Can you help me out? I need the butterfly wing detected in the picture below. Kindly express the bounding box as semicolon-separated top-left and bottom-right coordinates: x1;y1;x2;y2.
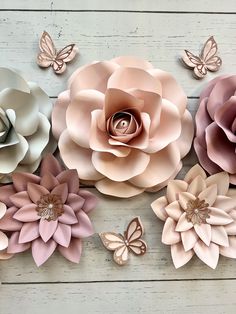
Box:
37;31;57;68
52;44;78;74
182;50;202;68
200;36;222;72
124;217;147;256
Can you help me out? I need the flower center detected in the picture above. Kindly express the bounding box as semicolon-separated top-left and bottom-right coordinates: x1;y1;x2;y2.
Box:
185;197;210;225
36;194;64;221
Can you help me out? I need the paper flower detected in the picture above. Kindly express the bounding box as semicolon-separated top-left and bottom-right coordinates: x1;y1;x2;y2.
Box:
194;75;236;184
52;56;194;198
151;164;236;269
0;202;13;260
0;154;97;266
0;67;55;183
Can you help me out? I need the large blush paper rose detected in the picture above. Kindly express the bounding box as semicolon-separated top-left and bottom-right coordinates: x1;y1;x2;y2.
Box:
52;56;194;198
194;75;236;184
0;67;54;183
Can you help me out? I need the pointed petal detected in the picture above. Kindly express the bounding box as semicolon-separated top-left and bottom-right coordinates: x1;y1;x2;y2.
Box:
206;172;229;196
0;231;8;250
187;175;206;196
19;222;40;243
40;173;59;191
78;190;98;213
194;241;219;269
13;204;40;222
198;184;217;207
40;154;62;177
58;205;78;224
162;217;181;245
0;207;23;231
27;183;49;204
10;191;31;208
166;180;188;203
53;223;71;247
178;192;195;210
151;196;168;221
175;213;193;232
67;194;85;212
0;184;15;207
0;202;6;219
181;229;198;251
51;183;68;204
58;238;82;263
71;211;94;238
220;236;236;258
184;164;207;184
32;238;57;266
211;226;229;247
165;201;183;221
39;219;58;242
213;196;236;213
7;232;31;253
224;221;236;235
207;207;233;225
171;242;194;268
57;170;79;194
194;223;211;246
12;173;40;192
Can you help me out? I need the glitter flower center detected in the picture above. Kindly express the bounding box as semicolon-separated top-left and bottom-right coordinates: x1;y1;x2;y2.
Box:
185;197;210;225
36;194;64;221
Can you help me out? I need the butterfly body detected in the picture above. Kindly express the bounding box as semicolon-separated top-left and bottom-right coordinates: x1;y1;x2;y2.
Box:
182;36;222;79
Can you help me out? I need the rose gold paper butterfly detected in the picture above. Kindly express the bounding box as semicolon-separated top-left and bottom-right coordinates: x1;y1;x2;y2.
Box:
182;36;222;79
99;217;147;266
37;31;78;74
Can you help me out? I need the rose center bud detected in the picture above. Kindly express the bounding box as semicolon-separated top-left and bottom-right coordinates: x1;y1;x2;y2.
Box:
36;193;64;221
110;111;137;136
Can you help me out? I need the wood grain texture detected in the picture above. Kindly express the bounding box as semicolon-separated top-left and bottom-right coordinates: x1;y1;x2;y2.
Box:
0;11;235;97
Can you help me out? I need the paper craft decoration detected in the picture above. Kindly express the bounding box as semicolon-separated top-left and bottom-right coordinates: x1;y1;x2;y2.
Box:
182;36;222;79
99;217;147;265
0;67;55;184
151;164;236;269
0;154;97;266
37;31;78;74
0;202;13;260
52;56;194;198
194;75;236;184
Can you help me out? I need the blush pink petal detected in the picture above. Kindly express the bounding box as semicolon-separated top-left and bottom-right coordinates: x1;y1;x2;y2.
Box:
181;229;198;252
206;122;236;173
27;183;49;204
194;224;211;246
66;90;104;148
78;190;98;213
224;221;236;235
0;231;8;250
195;98;212;148
0;202;6;219
59;130;104;181
166;180;188;203
67;193;85;212
13;204;40;222
149;68;187;115
0;185;16;207
184;164;207;184
52;90;70;139
7;232;30;253
175;213;193;232
165;201;183;221
40;154;62;177
57;170;79;194
51;183;68;204
198;184;217;207
211;226;229;247
193;241;219;269
31;238;57;266
178;192;196;210
39;219;58;243
151;196;168;221
206;207;233;225
58;238;82;263
162;217;181;245
10;191;32;208
92;149;150;182
71;211;94;238
129;143;181;188
213;196;236;212
187;175;206;196
205;172;229;196
111;56;153;70
53;223;71;247
171;242;194;268
18;221;40;244
58;205;78;225
40;173;59;191
220;236;236;258
12;173;40;192
0;207;23;231
95;178;145;198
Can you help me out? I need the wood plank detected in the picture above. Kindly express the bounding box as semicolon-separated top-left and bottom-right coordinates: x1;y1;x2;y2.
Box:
0;11;235;97
1;280;236;314
1;0;236;13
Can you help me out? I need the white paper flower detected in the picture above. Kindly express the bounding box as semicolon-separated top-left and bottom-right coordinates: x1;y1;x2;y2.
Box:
0;68;55;183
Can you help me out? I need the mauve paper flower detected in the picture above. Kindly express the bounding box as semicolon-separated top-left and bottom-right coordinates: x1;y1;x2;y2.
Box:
151;164;236;269
194;75;236;184
52;56;194;198
0;154;97;266
0;67;55;183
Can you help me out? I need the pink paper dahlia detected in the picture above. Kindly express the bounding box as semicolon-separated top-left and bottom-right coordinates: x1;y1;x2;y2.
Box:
0;154;97;266
151;164;236;269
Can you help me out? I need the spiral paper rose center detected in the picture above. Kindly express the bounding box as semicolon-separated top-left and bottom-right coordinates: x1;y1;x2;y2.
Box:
109;112;137;136
36;193;64;221
185;197;210;225
0;107;11;143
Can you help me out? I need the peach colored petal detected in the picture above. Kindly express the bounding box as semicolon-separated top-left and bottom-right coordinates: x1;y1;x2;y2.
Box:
70;61;119;96
211;226;229;247
194;224;211;246
39;219;58;243
129;142;181;188
57;170;79;194
71;211;94;238
198;184;217;207
181;229;198;252
40;154;62;177
207;207;233;225
13;204;40;222
107;67;159;93
58;238;82;263
7;232;30;253
213;196;236;213
10;191;32;208
53;223;71;247
52;90;70;139
175;212;193;232
205;172;229;196
95;178;145;198
171;242;194;268
184;164;207;184
149;68;187;115
224;221;236;235
12;173;40;192
92;149;150;182
18;222;40;243
32;238;57;266
0;231;8;250
187;175;206;196
162;217;181;245
166;180;188;203
165;201;183;221
66;90;104;148
193;241;219;269
0;207;23;231
151;196;168;221
111;56;153;70
0;202;7;219
178;192;196;210
59;130;104;181
40;173;59;191
220;237;236;258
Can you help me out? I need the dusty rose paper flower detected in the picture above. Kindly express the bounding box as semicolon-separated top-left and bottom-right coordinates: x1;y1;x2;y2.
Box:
194;75;236;184
52;56;194;198
151;164;236;269
0;154;97;266
0;67;55;183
